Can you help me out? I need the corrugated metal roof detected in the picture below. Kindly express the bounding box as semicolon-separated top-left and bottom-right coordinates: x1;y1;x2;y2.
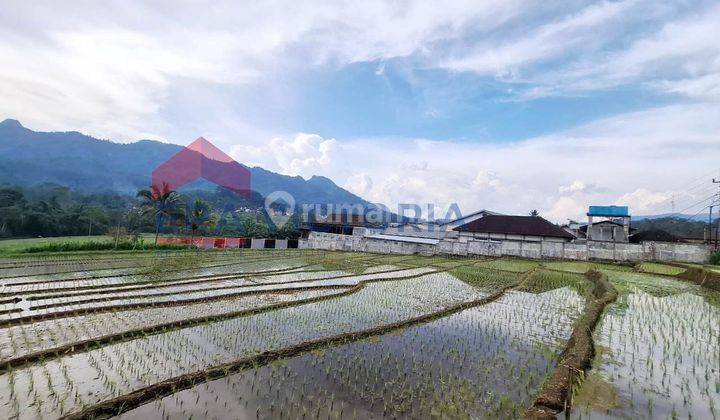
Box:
439;209;500;226
453;215;575;239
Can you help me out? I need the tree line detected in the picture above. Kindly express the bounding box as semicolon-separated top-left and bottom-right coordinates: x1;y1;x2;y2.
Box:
0;183;300;241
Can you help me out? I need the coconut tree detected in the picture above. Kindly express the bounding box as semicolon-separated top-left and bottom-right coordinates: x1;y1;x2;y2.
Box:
187;198;211;246
136;182;182;245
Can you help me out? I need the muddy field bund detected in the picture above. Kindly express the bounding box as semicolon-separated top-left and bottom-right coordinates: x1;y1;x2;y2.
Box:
0;249;717;419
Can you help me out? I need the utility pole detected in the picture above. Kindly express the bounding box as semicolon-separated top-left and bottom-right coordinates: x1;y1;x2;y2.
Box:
714;178;720;250
710;205;714;244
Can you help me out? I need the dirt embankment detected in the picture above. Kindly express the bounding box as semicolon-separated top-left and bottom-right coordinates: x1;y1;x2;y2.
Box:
676;266;720;291
525;270;618;419
641;261;720;292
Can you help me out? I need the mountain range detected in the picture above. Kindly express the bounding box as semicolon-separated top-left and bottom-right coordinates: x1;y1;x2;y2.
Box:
0;119;369;207
5;118;709;225
632;213;717;222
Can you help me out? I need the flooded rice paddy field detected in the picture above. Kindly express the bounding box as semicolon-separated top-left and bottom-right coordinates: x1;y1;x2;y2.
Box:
0;249;717;419
121;288;584;419
572;271;720;419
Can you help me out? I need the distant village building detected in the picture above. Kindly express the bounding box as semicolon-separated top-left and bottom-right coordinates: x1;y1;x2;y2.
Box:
303;205;638;246
562;219;584;239
304;208;576;246
581;220;637;242
301;213;372;236
585;206;632;243
300;204;711;263
379;209;500;241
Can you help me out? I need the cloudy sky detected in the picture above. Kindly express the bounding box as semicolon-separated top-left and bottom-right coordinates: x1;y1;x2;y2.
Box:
2;0;720;222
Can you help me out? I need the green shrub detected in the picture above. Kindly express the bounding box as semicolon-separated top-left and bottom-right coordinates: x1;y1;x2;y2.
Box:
709;251;720;265
23;240;189;253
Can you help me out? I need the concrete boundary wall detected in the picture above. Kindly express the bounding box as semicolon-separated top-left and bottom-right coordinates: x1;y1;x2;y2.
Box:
300;232;711;263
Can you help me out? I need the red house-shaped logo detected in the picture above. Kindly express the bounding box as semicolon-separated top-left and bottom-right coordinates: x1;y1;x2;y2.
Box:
151;137;251;198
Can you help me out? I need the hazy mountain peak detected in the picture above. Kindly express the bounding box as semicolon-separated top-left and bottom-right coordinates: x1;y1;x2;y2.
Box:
308;175;335;185
0;120;370;207
0;119;24;129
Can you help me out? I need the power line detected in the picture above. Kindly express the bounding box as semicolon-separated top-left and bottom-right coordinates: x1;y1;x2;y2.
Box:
682;183;718;196
652;168;720;212
681;200;717;224
685;182;718;196
668;177;720;245
669;188;718;216
674;193;718;217
656;183;716;211
683;168;720;190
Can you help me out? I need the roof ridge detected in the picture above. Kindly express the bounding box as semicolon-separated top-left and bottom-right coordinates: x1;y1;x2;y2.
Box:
453;214;574;239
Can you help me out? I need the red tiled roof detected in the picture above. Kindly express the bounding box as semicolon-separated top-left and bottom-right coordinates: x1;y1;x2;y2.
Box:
453;215;575;239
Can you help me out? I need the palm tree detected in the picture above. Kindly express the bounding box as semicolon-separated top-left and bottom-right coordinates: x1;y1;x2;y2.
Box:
136;183;182;245
187;198;211;246
529;209;539;217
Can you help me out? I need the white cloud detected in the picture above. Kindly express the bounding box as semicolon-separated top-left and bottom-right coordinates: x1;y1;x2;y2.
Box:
546;197;587;222
0;28;257;140
473;171;502;189
434;1;720;102
655;73;720;101
375;63;386;76
1;0;718;142
440;0;635;75
516;3;720;99
228;144;266;168
615;189;672;214
345;173;374;196
0;0;530;139
2;0;719;223
559;180;586;194
230;133;338;178
309;103;720;222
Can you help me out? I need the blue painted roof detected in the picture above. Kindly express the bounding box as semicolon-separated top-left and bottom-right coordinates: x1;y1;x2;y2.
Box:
588;205;629;217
